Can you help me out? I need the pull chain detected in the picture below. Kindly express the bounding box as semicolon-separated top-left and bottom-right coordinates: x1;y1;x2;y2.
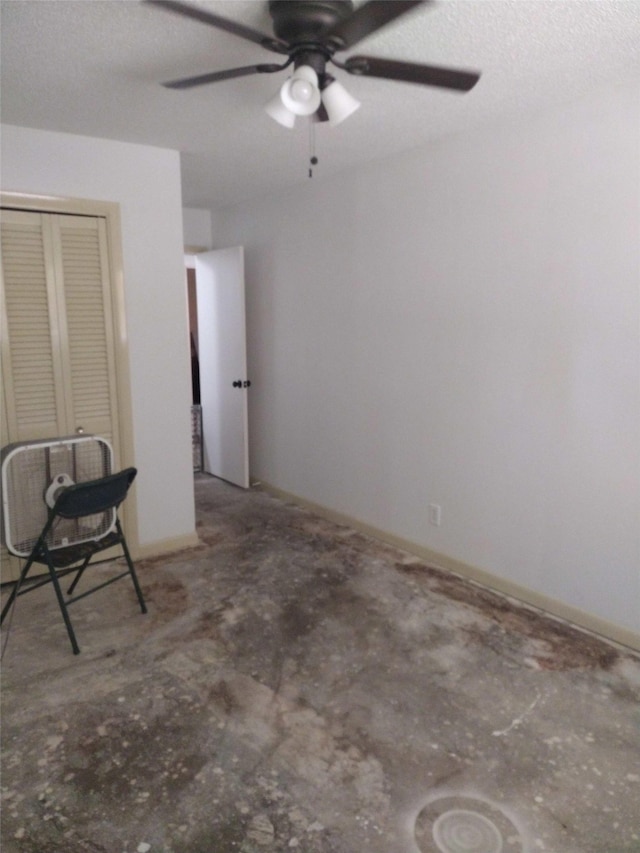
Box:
309;119;318;178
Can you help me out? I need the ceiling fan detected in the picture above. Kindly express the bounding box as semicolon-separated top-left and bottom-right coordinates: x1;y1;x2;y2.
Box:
146;0;481;128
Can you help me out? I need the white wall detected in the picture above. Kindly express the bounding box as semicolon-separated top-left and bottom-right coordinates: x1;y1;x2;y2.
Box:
213;81;640;637
183;207;213;250
1;125;196;552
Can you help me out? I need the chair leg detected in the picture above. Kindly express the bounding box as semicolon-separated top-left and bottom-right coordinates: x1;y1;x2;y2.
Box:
46;558;81;655
117;520;147;614
3;522;144;656
67;554;93;596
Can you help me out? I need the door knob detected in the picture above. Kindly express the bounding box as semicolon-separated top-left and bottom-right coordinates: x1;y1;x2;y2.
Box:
232;380;242;388
243;380;251;388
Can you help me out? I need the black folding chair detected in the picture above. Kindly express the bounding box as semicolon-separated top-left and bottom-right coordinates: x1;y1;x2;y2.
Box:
1;467;146;654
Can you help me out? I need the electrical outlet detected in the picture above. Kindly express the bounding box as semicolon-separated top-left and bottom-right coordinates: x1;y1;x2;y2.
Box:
428;503;442;527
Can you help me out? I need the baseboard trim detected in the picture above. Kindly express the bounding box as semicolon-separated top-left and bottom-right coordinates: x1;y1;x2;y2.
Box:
260;481;640;654
133;531;200;561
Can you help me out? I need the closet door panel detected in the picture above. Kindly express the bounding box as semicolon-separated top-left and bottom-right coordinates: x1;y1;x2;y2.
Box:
55;215;120;459
1;210;65;582
1;210;66;440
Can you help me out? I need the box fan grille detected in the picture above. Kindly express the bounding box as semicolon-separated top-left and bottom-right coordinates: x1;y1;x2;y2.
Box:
1;436;114;558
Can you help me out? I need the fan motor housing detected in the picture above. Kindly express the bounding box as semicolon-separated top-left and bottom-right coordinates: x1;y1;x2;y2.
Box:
269;0;354;45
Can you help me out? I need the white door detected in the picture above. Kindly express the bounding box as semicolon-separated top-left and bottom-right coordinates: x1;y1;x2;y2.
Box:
195;246;249;488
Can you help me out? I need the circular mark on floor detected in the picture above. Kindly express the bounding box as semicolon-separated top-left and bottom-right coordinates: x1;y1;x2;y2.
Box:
414;795;523;853
433;809;502;853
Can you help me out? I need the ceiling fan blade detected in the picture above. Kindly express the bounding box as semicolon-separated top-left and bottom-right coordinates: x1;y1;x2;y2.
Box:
325;0;428;51
164;63;287;90
343;55;480;91
145;0;290;54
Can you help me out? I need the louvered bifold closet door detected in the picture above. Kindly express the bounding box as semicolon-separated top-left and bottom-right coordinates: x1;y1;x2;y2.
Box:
1;210;120;582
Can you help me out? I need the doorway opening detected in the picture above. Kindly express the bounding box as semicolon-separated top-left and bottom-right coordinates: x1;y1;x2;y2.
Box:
186;265;203;472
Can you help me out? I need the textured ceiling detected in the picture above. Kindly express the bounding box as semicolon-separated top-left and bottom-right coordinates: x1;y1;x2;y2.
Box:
1;0;639;208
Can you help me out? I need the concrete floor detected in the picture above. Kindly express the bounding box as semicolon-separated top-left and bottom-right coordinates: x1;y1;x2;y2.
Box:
1;474;639;853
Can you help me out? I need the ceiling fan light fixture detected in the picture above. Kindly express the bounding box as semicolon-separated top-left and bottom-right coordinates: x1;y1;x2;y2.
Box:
321;78;361;126
149;0;482;136
280;65;322;116
265;92;296;128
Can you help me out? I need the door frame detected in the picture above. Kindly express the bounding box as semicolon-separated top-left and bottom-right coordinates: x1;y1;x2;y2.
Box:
1;191;139;554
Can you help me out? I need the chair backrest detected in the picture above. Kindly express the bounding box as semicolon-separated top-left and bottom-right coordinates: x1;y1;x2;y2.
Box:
52;468;137;520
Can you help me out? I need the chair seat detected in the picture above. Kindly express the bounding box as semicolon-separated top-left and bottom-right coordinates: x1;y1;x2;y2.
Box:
35;530;123;568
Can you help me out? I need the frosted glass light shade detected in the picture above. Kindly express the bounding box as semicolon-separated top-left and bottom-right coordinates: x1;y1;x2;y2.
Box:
265;93;296;128
280;66;321;116
322;79;361;126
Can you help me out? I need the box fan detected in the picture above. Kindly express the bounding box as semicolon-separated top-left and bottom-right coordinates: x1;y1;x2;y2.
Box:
1;435;114;558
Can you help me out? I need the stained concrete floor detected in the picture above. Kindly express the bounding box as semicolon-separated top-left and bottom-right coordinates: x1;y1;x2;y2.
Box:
1;474;639;853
